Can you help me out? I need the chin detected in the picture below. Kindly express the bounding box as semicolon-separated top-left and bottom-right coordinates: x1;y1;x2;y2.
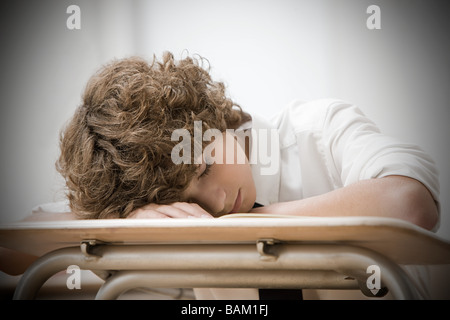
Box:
240;200;253;213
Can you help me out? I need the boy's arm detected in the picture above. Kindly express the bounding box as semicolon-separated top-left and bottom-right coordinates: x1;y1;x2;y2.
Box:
250;175;438;230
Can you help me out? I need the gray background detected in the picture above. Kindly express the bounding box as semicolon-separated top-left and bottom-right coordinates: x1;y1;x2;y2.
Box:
0;0;449;297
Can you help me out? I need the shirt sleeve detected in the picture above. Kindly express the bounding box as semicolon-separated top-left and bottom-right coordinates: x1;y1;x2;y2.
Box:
322;101;440;216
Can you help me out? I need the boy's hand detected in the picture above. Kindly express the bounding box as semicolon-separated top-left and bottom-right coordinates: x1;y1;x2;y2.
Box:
128;202;214;219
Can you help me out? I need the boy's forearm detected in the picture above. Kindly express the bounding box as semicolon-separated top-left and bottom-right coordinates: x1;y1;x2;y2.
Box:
251;175;438;230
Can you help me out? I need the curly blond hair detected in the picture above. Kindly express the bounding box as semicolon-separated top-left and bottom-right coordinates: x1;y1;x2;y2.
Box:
56;52;250;219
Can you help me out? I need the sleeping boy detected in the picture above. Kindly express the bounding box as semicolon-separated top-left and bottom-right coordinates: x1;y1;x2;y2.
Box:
57;52;438;229
1;52;440;298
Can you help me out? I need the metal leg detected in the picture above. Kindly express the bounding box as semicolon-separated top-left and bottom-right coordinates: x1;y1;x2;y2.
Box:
95;270;359;300
13;242;422;300
13;247;85;300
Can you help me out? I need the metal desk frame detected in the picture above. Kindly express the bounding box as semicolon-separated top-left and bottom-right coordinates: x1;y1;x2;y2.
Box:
3;216;449;300
14;240;419;299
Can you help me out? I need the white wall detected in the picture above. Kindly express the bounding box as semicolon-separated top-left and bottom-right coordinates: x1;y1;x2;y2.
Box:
133;0;336;116
3;0;447;233
127;0;450;244
1;1;449;293
0;0;136;224
135;0;450;241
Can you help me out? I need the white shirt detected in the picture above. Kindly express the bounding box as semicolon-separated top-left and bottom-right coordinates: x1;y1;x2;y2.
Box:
251;98;439;217
194;98;440;300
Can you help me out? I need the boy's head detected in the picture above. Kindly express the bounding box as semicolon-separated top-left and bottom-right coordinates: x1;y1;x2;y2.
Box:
57;52;252;219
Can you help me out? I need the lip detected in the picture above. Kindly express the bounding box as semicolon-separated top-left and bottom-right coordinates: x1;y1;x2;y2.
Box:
230;189;242;213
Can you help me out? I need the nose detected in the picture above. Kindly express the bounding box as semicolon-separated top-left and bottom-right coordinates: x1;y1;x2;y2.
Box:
191;186;226;215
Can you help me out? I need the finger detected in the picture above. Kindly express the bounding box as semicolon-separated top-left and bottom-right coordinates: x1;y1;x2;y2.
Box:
171;202;214;218
135;203;160;211
153;204;198;219
129;203;187;219
128;202;214;219
128;208;170;219
154;203;214;219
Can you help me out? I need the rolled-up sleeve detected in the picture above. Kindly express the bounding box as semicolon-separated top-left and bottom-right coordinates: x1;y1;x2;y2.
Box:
322;101;440;215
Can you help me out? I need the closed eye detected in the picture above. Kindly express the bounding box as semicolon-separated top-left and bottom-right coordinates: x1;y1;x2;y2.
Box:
199;163;212;179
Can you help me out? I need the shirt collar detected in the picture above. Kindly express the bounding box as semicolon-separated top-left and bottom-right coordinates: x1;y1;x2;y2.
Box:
237;113;281;206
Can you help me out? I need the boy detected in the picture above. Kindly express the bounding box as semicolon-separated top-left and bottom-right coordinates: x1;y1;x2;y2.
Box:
58;52;440;299
2;52;440;299
57;52;439;232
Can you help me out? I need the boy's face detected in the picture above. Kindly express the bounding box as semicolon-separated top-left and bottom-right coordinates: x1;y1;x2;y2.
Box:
182;132;256;217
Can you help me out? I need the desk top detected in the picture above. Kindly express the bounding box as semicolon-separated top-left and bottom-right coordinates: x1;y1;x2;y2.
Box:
1;215;450;265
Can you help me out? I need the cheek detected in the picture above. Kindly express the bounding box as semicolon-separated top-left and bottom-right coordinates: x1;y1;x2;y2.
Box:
233;164;256;209
222;163;251;182
211;163;254;196
243;167;257;206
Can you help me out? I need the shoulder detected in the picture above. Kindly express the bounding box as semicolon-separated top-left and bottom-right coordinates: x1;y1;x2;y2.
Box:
272;98;353;132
